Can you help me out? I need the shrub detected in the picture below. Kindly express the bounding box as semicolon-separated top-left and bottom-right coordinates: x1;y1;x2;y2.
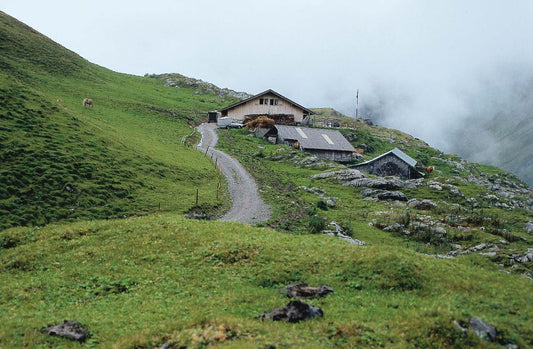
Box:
316;200;329;211
308;215;326;234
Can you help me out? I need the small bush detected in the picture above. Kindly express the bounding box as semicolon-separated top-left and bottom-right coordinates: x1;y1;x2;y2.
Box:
308;215;326;234
339;219;354;237
316;200;329;211
0;233;20;249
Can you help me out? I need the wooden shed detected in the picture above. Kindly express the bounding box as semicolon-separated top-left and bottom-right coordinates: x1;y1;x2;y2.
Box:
351;148;424;179
265;125;356;162
219;89;314;125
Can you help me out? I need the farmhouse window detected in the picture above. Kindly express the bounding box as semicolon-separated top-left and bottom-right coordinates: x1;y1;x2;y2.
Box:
270;99;279;105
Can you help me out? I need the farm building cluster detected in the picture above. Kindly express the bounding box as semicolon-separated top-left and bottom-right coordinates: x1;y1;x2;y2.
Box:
210;89;425;178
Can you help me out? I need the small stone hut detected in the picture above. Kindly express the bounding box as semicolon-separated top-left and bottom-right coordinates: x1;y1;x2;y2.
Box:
351;147;423;179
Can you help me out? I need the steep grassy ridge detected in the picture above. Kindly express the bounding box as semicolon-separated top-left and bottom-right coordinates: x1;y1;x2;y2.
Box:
1;214;532;348
0;12;236;230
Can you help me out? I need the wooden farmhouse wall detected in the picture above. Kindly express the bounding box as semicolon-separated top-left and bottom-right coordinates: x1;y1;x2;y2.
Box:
224;93;307;123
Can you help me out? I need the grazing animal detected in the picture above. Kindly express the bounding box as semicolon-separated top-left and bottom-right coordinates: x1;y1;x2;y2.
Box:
56;98;63;103
82;98;93;109
425;166;435;174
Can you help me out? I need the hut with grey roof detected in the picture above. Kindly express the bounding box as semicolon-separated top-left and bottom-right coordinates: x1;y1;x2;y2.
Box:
264;125;356;162
351;147;423;179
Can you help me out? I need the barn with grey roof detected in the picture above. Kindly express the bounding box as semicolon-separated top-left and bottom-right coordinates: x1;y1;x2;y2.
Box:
351;147;424;179
264;125;356;162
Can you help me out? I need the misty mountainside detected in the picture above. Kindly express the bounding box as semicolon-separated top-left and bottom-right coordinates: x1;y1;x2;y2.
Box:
359;77;533;187
449;88;533;187
2;11;533;348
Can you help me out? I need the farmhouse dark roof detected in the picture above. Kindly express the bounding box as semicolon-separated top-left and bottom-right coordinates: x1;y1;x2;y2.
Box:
275;125;356;152
356;147;418;167
220;89;315;115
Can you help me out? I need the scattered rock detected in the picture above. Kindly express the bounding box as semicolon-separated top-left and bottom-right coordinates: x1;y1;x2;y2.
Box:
360;188;379;197
259;300;323;323
525;221;533;234
428;182;443;191
326;199;336;207
468;317;497;342
311;169;365;181
324;221;366;245
41;320;91;342
185;213;213;220
432;226;447;235
282;283;333;299
469;243;487;252
376;191;408;201
383;223;404;233
407;199;438;210
345;178;401;190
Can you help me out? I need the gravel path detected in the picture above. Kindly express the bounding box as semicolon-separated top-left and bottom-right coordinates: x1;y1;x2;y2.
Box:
196;123;271;224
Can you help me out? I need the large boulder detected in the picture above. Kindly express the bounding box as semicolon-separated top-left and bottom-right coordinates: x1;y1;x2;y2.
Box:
41;320;91;342
260;300;323;323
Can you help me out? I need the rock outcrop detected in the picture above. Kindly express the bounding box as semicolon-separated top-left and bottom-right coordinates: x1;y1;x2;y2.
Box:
41;320;91;342
260;300;323;323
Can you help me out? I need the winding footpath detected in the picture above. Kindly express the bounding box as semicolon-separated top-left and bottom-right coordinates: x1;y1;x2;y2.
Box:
196;123;271;224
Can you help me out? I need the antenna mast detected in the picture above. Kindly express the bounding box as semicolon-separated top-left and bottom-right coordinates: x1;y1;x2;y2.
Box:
355;89;359;118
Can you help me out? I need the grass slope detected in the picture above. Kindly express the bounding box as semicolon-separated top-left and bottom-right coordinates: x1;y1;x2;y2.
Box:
0;11;237;230
2;10;533;348
1;214;532;348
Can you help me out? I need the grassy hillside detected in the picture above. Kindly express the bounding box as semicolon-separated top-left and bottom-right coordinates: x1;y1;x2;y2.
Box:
0;11;237;230
1;214;532;348
2;10;533;348
216;124;532;274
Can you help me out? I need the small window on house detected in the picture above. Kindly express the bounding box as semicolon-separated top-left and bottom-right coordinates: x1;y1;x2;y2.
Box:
270;99;279;105
259;98;265;105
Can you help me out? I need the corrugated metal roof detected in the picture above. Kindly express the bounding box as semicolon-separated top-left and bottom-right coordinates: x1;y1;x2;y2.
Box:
275;125;356;152
356;147;418;167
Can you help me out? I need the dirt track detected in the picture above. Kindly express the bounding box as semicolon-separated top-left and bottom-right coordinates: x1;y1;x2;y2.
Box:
196;123;271;224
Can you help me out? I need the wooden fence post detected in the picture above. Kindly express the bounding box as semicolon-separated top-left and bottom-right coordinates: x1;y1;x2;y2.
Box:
196;188;199;205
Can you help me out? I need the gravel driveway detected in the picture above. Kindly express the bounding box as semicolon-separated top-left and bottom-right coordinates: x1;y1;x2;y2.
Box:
196;123;271;224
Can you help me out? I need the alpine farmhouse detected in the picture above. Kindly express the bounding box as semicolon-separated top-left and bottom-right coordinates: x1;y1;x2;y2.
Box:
220;89;314;125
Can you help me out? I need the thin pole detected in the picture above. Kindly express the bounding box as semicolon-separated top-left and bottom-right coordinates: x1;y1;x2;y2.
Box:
355;89;359;118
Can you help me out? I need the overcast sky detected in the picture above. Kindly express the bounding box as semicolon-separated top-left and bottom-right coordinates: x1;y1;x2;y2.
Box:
3;1;533;156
